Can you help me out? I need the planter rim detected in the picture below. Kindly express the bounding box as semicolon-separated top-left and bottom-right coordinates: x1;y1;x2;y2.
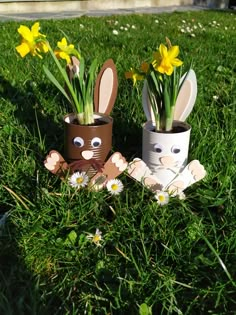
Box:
143;120;191;134
64;112;113;126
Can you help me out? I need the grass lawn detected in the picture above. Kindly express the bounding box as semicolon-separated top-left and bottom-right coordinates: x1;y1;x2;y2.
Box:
0;9;236;315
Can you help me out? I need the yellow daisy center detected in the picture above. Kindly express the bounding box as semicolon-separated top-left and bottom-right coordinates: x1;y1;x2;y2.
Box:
76;177;84;184
93;235;101;243
158;195;165;202
111;184;119;191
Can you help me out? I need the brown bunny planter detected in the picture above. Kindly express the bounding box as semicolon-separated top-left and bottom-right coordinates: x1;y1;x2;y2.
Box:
64;113;113;175
44;58;129;185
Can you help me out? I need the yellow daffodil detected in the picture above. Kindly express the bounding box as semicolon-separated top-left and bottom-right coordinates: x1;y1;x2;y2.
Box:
125;68;144;85
16;22;48;58
153;43;183;75
54;37;81;64
141;62;149;73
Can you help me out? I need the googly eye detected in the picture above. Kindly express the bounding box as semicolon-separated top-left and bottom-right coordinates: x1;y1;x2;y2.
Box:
153;143;163;153
171;145;181;154
73;137;84;147
91;137;102;148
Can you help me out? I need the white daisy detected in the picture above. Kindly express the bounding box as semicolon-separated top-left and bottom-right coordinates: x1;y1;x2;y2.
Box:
106;179;124;195
112;29;119;35
86;228;102;246
69;171;89;188
155;191;169;206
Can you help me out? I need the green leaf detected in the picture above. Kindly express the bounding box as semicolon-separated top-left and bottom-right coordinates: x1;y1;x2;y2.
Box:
43;65;71;102
139;303;152;315
64;230;78;246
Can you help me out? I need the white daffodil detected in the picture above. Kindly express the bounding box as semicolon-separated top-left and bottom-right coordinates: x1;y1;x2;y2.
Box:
106;179;123;195
86;228;102;247
155;191;169;206
69;171;89;188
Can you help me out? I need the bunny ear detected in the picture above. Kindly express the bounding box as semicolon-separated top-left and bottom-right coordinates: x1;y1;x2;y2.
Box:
174;69;197;122
94;59;118;115
142;80;155;123
66;56;80;81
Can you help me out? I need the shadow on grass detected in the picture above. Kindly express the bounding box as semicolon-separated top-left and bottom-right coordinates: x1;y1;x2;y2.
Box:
0;221;64;315
112;115;142;160
0;75;64;159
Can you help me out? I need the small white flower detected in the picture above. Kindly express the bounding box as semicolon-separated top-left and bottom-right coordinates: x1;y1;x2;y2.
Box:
225;26;228;30
112;29;119;35
124;27;128;31
180;28;185;33
126;23;130;28
120;26;124;30
193;25;197;29
86;228;102;246
182;19;186;23
213;95;219;100
131;25;136;29
106;179;124;195
80;24;84;28
114;20;119;25
155;191;169;206
155;19;159;23
213;20;217;24
69;171;89;188
191;33;196;37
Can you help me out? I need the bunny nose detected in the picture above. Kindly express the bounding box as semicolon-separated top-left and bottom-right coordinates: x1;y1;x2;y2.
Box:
81;150;94;160
160;156;175;167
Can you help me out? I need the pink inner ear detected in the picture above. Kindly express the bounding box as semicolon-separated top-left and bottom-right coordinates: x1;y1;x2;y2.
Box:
98;68;114;114
174;80;191;121
94;59;118;115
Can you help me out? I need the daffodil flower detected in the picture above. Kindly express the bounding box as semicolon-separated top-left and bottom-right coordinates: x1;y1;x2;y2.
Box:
16;22;48;58
125;68;144;85
153;43;183;76
125;38;188;131
54;37;81;64
15;22;96;125
141;62;149;73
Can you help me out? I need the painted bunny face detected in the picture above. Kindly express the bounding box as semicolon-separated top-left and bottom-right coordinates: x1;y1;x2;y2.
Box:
142;120;191;172
64;114;113;162
146;139;188;168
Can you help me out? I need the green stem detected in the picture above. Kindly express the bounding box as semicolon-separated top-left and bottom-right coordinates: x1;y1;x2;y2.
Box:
47;42;81;114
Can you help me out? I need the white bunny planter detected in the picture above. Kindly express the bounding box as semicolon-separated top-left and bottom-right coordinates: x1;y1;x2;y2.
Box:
142;120;191;188
128;69;206;197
